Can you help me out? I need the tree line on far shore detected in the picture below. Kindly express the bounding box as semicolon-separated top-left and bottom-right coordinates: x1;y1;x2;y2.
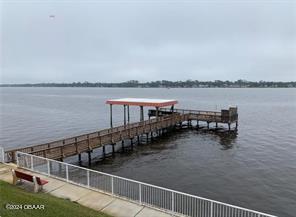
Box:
1;80;295;88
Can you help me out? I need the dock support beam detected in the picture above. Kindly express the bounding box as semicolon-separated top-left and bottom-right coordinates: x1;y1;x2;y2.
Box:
112;143;115;156
124;105;127;126
121;140;125;152
102;146;106;159
88;151;91;166
78;153;82;165
140;106;144;122
130;138;134;150
127;105;130;124
110;104;113;128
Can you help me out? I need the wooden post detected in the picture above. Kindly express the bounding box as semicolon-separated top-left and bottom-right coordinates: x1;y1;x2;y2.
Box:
88;151;91;166
127;105;130;124
146;133;149;143
216;122;218;128
137;135;140;145
207;122;210;129
140;106;144;122
156;107;159;119
124;105;127;126
75;138;78;153
130;138;134;151
235;121;238;131
112;143;115;156
121;140;124;152
102;146;106;159
78;153;82;165
228;123;231;131
110;104;113;128
196;120;199;129
171;105;174;112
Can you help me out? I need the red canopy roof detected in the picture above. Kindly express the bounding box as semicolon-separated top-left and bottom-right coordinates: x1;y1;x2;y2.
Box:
106;98;178;107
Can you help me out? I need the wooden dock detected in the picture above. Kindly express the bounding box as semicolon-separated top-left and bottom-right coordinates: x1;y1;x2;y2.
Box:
5;107;238;163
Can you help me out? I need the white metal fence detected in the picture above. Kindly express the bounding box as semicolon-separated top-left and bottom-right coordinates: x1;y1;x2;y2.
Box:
16;151;276;217
0;147;4;163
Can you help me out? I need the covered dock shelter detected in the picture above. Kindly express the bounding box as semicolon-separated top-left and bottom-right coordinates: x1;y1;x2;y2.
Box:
106;98;178;128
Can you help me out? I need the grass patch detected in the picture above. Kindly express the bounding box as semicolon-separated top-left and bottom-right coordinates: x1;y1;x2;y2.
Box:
0;180;111;217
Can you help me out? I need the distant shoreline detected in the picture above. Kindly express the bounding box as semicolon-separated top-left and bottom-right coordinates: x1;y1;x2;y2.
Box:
0;86;295;88
0;80;295;88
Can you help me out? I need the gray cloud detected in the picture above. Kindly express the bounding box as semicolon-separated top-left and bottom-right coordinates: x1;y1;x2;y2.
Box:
1;0;295;83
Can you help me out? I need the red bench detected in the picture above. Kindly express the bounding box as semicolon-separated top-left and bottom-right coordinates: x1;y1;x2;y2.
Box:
12;169;48;192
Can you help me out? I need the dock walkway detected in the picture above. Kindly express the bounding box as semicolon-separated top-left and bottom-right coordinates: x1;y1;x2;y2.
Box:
4;107;238;163
0;163;171;217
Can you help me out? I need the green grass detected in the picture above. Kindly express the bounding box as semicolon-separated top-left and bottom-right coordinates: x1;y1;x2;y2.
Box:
0;180;111;217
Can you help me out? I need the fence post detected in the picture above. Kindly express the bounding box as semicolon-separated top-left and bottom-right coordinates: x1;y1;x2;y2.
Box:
172;191;175;214
139;183;142;205
0;147;4;163
210;201;213;217
111;176;114;195
66;164;69;182
16;152;19;167
87;170;90;187
47;160;50;175
31;155;34;170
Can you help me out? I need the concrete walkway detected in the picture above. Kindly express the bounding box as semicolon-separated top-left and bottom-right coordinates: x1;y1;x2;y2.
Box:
0;163;172;217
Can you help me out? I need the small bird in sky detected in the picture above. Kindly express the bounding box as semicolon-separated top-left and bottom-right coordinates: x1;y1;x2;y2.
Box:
49;15;55;19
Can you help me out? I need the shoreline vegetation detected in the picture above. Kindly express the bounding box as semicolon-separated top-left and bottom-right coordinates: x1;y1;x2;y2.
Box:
1;80;295;88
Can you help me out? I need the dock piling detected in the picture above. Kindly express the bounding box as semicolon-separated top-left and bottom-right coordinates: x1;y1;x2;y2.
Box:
102;146;106;159
88;151;91;166
78;153;82;165
112;143;115;156
130;138;134;150
121;140;125;152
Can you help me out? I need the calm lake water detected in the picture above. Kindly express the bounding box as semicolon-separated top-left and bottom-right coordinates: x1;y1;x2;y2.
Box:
0;87;295;216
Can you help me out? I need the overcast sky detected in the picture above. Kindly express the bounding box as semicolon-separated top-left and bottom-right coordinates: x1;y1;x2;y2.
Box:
1;0;295;83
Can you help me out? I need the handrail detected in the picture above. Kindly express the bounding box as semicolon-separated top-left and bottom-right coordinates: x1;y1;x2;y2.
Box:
6;114;180;154
159;108;222;115
28;115;185;156
5;114;185;161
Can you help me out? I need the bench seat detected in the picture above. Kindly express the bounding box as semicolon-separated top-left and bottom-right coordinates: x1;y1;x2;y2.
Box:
12;169;48;192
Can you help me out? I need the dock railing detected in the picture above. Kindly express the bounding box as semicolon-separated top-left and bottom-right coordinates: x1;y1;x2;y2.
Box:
5;114;185;162
16;151;276;217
